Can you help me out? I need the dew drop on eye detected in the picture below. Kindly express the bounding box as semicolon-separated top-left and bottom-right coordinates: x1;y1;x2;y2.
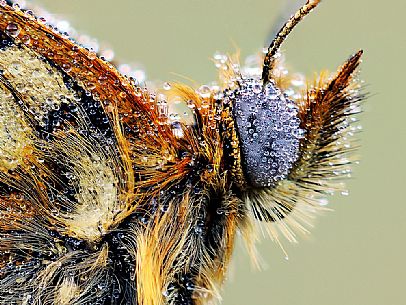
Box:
230;78;304;188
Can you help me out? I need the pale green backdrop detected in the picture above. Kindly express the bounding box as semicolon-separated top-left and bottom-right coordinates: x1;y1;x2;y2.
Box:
34;0;406;304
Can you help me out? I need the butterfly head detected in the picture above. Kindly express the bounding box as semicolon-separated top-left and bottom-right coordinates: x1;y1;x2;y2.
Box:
227;78;304;188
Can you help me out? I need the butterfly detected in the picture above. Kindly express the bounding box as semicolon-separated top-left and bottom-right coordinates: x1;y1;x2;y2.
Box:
0;0;365;304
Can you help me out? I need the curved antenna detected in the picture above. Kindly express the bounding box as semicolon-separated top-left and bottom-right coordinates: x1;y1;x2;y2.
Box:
262;0;321;84
265;0;306;46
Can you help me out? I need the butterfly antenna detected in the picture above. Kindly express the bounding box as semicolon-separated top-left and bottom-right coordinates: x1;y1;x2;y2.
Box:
262;0;321;84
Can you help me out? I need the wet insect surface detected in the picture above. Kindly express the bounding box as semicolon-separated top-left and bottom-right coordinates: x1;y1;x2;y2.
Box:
0;0;365;304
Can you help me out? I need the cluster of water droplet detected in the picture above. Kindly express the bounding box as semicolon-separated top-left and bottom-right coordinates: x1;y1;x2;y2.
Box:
150;81;222;138
0;87;31;170
0;45;75;127
213;51;306;99
228;78;304;187
1;0;147;83
151;83;188;138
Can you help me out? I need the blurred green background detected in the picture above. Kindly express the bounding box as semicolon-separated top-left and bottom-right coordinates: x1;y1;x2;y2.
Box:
34;0;405;304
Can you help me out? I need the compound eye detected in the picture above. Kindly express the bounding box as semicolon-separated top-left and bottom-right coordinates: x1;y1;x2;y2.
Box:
231;78;304;188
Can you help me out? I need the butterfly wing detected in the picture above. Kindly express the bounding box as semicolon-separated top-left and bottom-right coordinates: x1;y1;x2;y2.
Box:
0;27;138;304
0;4;234;305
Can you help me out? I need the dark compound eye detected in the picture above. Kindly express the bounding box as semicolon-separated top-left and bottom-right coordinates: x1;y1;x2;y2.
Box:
230;78;304;188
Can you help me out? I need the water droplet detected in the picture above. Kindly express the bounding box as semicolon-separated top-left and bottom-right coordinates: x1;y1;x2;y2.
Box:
291;74;305;87
101;48;115;62
252;82;262;94
319;198;329;206
197;85;211;98
9;61;22;74
38;17;46;24
12;3;20;11
213;52;226;61
5;23;20;37
186;99;195;109
61;62;72;73
24;10;35;20
21;34;31;45
86;82;96;90
157;94;168;120
167;113;179;124
87;50;97;60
